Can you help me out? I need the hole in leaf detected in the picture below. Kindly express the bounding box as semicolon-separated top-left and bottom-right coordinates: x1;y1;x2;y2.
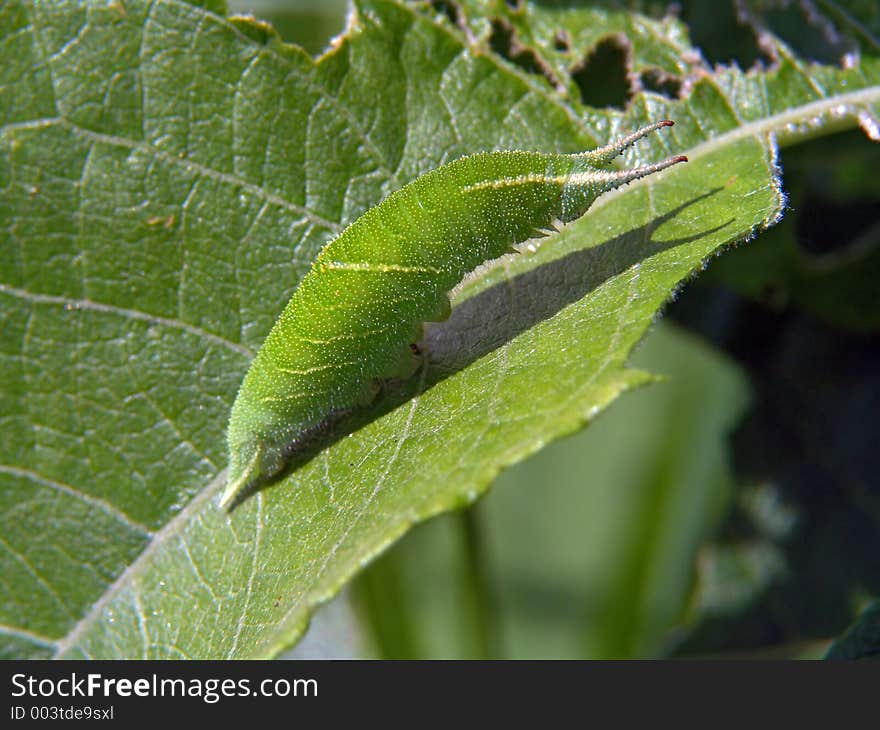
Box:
429;0;462;29
570;35;632;109
553;30;570;53
489;17;563;91
640;67;683;99
676;0;767;68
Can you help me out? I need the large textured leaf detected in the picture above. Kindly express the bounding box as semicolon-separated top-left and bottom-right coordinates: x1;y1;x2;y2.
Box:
0;0;877;658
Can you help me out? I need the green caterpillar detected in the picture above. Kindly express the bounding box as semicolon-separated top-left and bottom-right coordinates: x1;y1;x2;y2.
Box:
221;120;686;509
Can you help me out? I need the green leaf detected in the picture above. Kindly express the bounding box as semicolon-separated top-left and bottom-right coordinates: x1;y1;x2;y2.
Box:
1;0;878;658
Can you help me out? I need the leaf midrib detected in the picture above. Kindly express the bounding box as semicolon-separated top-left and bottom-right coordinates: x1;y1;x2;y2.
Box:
584;85;880;216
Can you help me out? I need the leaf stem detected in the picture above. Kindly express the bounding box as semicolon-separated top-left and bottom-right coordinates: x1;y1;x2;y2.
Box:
459;506;502;659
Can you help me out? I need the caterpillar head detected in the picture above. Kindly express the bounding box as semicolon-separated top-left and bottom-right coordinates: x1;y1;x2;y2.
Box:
223;398;287;510
559;120;687;222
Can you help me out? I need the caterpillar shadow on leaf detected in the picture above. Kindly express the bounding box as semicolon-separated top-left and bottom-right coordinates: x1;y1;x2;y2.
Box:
223;185;730;511
423;187;730;373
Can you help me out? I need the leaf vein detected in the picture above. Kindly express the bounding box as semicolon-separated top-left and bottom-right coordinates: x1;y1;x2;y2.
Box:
0;283;253;358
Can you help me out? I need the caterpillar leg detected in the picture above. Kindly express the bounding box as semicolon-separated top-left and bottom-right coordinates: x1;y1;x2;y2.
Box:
356;378;382;406
433;297;452;323
380;343;423;381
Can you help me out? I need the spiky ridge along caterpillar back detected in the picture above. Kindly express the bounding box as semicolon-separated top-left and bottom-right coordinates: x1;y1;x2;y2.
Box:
221;120;686;509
